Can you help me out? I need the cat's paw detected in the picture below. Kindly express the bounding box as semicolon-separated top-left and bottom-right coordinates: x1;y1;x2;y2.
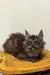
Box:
30;58;40;62
30;59;36;62
35;59;40;62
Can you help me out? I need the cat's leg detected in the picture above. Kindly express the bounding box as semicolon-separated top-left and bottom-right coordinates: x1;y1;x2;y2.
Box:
30;58;37;62
30;54;42;62
36;54;42;62
34;58;40;62
37;53;42;60
34;56;41;62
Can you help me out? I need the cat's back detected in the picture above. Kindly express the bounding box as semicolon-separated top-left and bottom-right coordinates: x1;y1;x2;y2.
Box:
10;33;25;41
3;33;25;53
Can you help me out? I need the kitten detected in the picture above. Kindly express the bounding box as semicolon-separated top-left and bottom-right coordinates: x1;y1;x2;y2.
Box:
3;30;45;62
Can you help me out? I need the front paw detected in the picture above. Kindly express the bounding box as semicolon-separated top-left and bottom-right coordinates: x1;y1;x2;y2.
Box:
30;59;36;62
35;59;40;62
30;58;40;62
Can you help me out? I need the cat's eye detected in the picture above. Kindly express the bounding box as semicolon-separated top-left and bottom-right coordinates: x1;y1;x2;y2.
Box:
34;40;40;45
29;39;32;42
28;41;32;45
27;39;32;45
35;39;41;44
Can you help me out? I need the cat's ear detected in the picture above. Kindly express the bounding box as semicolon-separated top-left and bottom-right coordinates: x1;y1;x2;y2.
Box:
25;30;30;39
38;29;43;40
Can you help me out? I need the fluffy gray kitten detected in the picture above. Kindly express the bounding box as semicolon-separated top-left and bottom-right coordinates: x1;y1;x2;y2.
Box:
3;30;45;62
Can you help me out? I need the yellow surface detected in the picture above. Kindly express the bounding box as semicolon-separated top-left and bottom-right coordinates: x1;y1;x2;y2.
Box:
0;49;50;74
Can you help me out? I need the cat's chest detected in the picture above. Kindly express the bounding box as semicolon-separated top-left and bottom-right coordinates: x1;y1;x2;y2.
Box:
32;49;41;57
26;49;41;57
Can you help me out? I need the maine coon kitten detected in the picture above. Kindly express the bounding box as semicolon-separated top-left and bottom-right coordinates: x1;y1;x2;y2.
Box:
3;30;45;62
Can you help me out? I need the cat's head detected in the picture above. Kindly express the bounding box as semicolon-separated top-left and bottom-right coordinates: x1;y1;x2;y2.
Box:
23;30;46;57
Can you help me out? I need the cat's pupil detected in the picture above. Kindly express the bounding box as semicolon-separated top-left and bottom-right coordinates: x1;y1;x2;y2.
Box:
28;40;32;44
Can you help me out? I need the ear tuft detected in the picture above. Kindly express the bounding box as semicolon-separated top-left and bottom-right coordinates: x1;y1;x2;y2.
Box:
38;29;43;40
25;30;30;39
